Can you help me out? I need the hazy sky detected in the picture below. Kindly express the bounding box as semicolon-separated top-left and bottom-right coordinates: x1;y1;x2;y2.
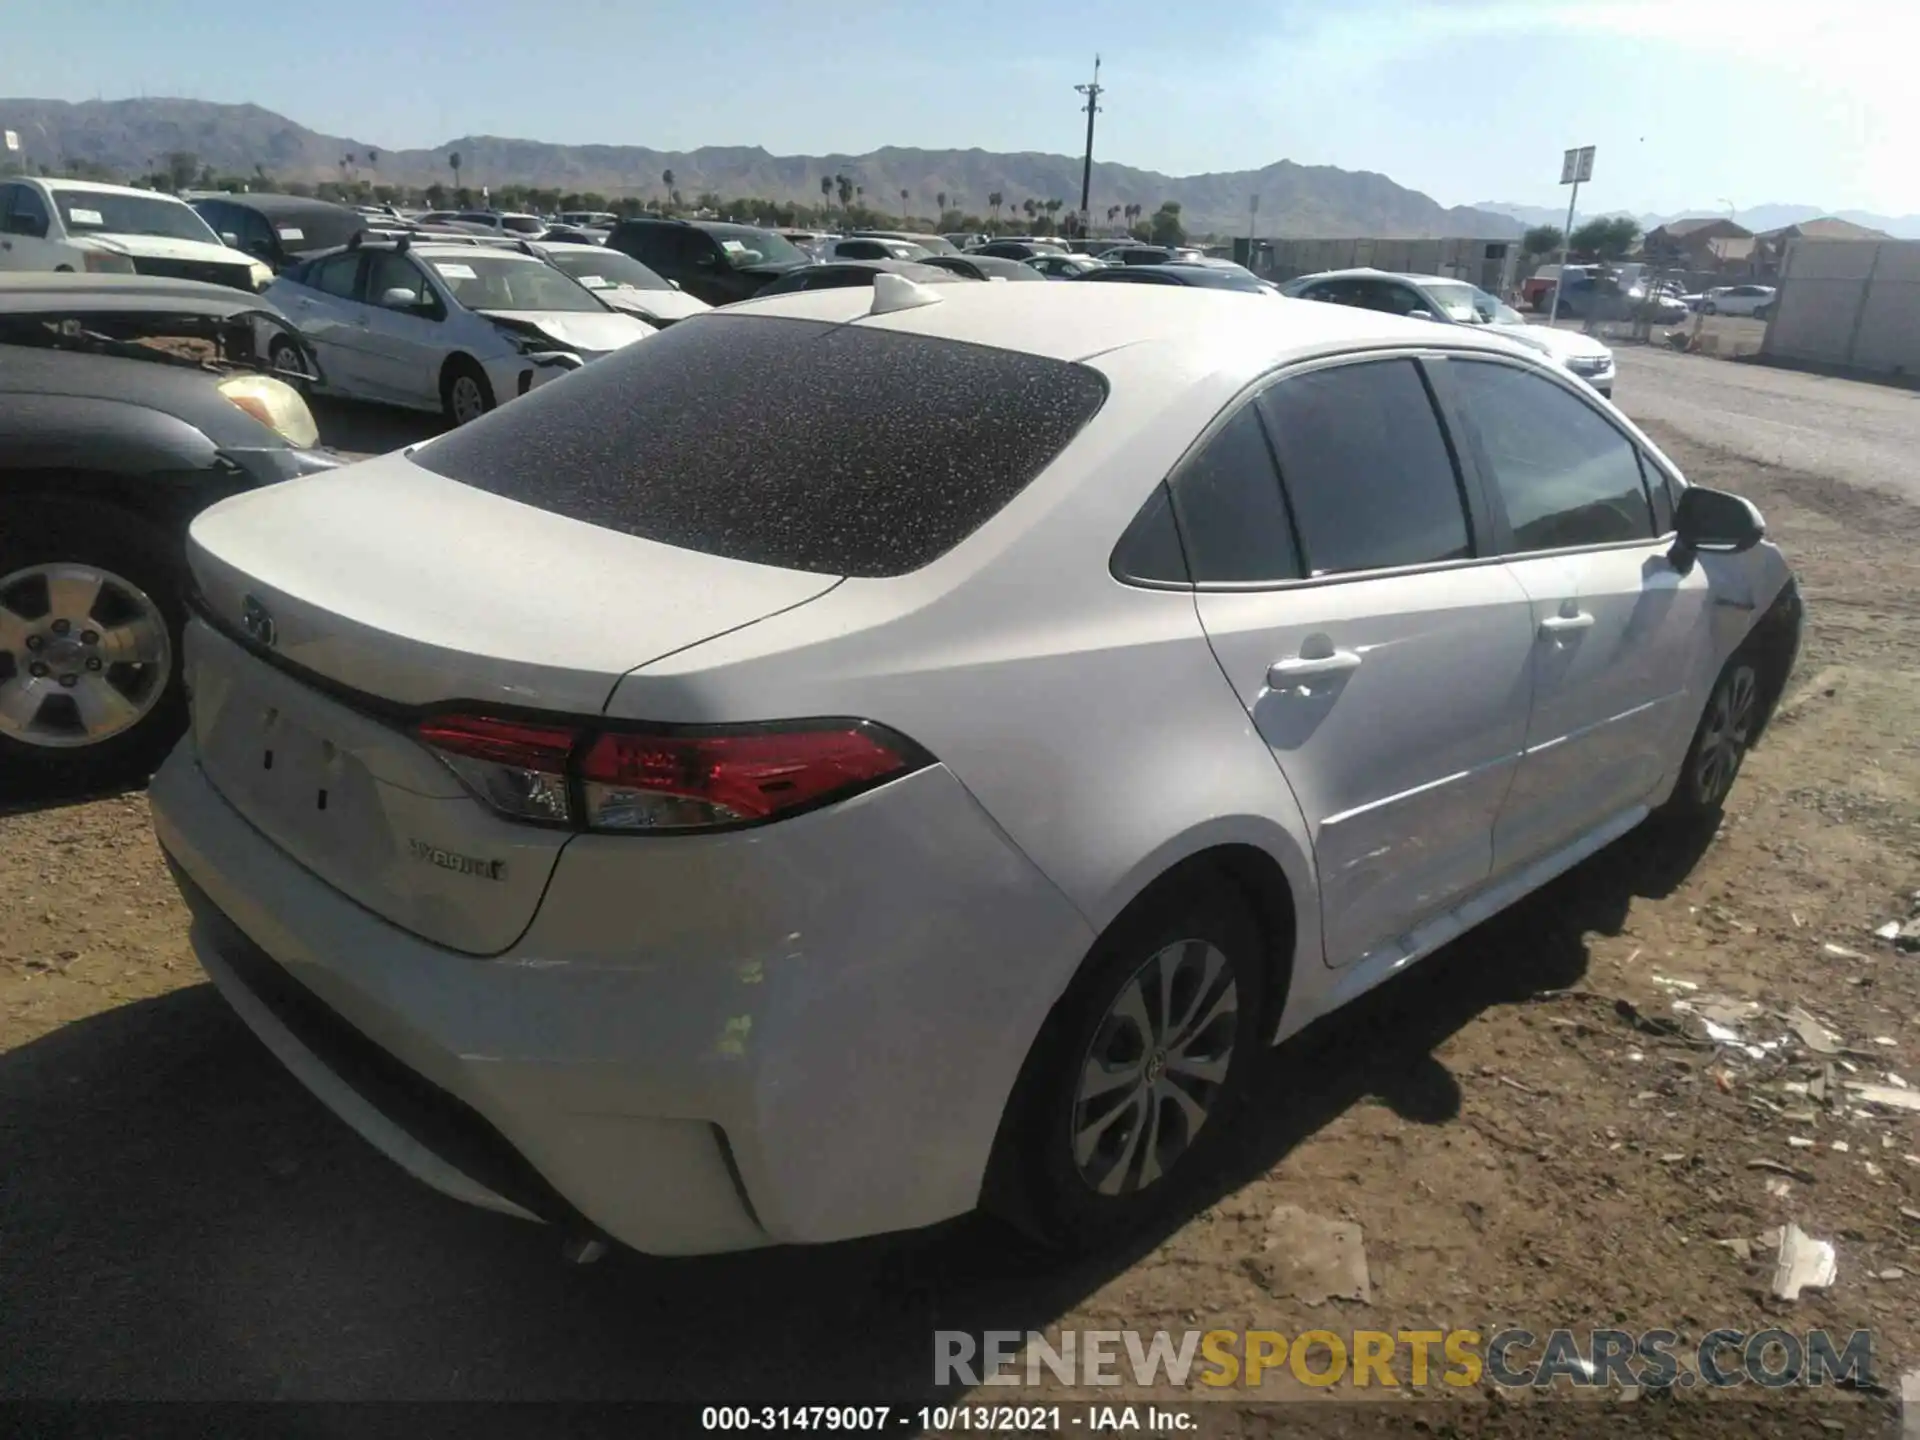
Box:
10;0;1913;216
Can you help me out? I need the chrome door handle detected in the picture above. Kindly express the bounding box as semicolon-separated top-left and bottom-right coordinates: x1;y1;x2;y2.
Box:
1268;649;1363;684
1538;611;1595;636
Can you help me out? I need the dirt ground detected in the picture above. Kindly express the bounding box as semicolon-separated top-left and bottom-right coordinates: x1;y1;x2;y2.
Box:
3;414;1918;1431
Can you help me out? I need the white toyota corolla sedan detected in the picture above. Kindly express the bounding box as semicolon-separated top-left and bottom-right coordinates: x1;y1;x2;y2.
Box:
152;278;1802;1258
262;237;654;424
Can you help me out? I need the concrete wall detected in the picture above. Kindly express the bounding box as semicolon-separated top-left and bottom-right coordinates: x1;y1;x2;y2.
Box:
1262;237;1519;294
1763;239;1920;379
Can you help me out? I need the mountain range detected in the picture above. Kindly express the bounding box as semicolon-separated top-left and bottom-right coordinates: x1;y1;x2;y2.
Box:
0;97;1523;240
1476;200;1920;241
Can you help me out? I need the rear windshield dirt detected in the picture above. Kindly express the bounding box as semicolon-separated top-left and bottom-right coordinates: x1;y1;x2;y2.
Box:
410;313;1108;577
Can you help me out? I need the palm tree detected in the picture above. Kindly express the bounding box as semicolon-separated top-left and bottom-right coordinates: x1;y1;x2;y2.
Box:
899;187;910;222
661;168;675;211
855;184;864;210
820;174;833;211
1107;204;1121;228
448;150;462;189
1021;198;1037;224
988;191;1003;225
936;190;947;216
1043;198;1062;232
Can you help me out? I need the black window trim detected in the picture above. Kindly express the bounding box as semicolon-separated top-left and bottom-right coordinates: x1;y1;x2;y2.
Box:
1109;345;1505;594
1435;350;1676;559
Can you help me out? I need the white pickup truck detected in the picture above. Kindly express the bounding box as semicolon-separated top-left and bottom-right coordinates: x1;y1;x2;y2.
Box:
0;177;272;293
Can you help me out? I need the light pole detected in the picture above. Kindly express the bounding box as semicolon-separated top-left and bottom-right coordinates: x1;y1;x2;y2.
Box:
1075;56;1103;232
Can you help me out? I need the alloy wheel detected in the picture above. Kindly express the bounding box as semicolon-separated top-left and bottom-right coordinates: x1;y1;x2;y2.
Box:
1693;662;1758;806
1070;939;1240;1197
451;375;487;424
0;562;172;749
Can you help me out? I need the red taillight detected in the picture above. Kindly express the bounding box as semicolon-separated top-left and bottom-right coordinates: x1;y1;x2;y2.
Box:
414;713;926;833
415;714;579;825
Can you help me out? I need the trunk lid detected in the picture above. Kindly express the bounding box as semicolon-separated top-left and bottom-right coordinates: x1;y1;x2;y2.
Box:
183;451;841;952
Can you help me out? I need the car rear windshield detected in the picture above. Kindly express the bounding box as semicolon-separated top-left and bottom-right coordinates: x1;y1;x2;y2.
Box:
411;313;1108;577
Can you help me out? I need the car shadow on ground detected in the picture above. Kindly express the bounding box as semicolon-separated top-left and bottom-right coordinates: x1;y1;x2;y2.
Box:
0;817;1715;1408
309;397;446;458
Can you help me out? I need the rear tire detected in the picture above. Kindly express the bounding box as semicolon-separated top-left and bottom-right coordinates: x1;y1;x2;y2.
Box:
0;498;187;796
440;357;495;427
983;871;1267;1254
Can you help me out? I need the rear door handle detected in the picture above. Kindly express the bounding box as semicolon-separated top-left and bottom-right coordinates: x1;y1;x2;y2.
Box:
1268;649;1363;684
1538;611;1595;636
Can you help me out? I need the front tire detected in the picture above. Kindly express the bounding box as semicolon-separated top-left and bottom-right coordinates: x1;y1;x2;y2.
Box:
984;872;1267;1253
1661;649;1763;819
0;499;186;795
440;357;495;427
267;335;315;397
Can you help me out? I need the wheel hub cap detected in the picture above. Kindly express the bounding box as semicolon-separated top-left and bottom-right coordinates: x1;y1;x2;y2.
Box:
1069;939;1239;1198
0;563;171;749
1694;664;1758;803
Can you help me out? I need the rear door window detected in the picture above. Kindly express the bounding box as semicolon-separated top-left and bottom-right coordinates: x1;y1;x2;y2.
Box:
1257;358;1473;576
1165;406;1302;583
412;314;1109;577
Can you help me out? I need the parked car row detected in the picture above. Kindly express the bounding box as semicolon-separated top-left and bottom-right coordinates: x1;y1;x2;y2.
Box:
1520;262;1774;323
1280;267;1618;397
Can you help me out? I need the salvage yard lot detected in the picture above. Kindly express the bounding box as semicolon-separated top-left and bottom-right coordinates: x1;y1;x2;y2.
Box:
4;349;1919;1423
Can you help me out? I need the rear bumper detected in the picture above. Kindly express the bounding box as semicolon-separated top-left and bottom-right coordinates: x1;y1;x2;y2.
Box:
150;738;1093;1255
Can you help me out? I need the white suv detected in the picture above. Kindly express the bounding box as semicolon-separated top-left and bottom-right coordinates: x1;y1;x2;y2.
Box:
0;178;272;292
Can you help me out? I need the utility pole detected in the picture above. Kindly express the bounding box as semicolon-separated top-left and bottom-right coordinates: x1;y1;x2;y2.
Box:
1075;55;1103;230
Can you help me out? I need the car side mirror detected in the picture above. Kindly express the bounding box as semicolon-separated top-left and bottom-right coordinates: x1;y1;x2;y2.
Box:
669;279;682;290
379;286;423;310
1406;309;1436;322
1670;486;1765;573
220;232;240;247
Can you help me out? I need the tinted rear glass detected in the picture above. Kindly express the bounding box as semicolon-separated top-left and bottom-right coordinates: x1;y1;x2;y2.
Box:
412;314;1108;577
